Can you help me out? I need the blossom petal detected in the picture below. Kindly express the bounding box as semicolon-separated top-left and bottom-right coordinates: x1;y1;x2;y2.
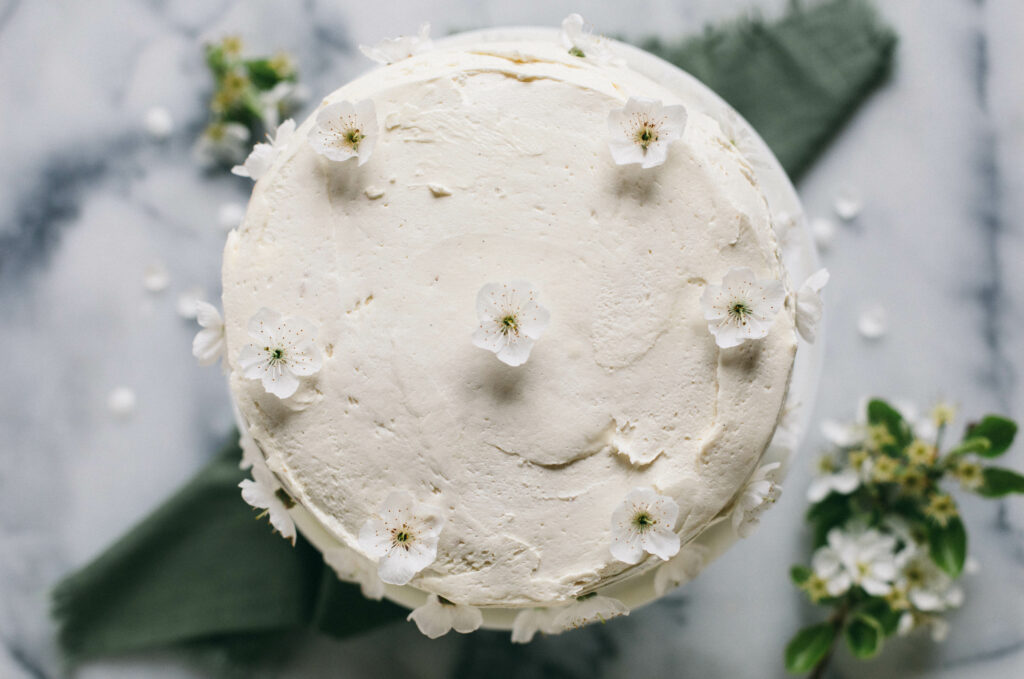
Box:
609;530;645;565
511;608;554;644
193;327;225;366
516;299;551;339
287;340;323;376
407;596;452;638
358;517;392;558
642;526;681;561
796;268;830;342
263;367;300;399
377;550;424;585
449;602;484;634
247;307;283;346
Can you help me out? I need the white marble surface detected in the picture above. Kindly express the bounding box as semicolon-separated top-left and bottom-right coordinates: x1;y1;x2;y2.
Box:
1;1;1022;677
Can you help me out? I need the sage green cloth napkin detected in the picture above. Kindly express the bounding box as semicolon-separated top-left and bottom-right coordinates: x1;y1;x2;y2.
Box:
52;0;896;669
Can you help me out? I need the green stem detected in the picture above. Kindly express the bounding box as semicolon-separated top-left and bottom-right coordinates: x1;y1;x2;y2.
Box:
809;607;848;679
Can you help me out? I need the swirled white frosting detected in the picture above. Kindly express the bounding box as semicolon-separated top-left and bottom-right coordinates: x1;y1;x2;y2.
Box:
222;39;797;607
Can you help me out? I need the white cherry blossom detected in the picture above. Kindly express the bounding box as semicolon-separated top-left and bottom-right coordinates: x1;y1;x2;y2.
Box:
511;608;559;644
360;23;432;64
820;397;870;448
472;280;550;367
609;487;680;564
232;118;296;181
607;97;687;169
812;526;898;597
795;268;830;343
560;13;613;62
806;466;861;503
358;491;445;585
324;547;385;600
308;99;378;165
239;462;296;544
237;308;323;399
407;594;482;639
653;543;709;595
192;301;227;368
732;461;783;538
895;548;964;613
898;611;951;642
552;595;629;631
701;267;786;348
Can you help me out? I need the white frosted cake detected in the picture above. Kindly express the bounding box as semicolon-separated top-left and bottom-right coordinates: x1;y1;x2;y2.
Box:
218;18;826;639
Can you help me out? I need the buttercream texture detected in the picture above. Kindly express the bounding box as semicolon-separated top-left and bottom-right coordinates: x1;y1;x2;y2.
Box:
222;40;797;607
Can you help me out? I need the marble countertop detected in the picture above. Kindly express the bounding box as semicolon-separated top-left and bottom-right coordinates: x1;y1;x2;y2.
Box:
1;1;1022;677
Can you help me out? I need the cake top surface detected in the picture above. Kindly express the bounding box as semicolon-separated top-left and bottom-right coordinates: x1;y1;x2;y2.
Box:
222;37;797;607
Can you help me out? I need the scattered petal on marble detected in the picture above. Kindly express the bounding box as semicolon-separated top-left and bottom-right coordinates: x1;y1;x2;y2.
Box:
143;106;174;140
833;184;863;221
858;304;887;340
143;261;170;292
811;217;838;252
107;387;137;417
175;285;205;319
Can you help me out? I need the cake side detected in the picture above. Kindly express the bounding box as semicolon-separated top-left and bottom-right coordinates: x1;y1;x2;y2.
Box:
222;40;797;607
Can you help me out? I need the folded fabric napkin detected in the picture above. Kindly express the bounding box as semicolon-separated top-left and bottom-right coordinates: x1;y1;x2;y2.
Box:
52;0;896;670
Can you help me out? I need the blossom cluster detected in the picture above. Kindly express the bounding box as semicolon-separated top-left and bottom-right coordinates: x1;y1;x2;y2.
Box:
194;36;305;167
785;398;1021;674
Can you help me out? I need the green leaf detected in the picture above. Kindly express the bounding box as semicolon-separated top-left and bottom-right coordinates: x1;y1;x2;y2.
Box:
928;516;967;578
866;398;912;447
844;614;884;659
966;416;1017;457
244;58;283;90
205;44;230;79
785;622;837;674
807;492;854;547
859;598;901;636
978;467;1024;497
790;565;812;585
947;438;991;457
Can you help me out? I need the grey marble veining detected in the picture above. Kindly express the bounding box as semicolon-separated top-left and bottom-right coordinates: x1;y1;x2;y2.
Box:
1;1;1023;678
